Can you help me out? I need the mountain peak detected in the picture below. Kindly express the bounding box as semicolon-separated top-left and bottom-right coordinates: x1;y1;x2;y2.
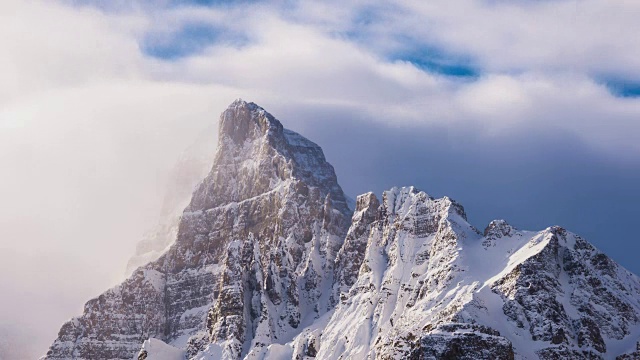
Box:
218;99;282;145
354;192;379;212
189;99;350;215
483;219;516;238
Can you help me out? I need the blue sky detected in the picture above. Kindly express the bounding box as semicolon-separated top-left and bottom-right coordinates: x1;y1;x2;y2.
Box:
1;0;640;358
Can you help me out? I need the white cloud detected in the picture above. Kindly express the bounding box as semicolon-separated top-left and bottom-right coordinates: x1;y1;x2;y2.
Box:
379;0;640;78
136;1;640;157
0;0;149;106
0;2;233;357
3;0;640;358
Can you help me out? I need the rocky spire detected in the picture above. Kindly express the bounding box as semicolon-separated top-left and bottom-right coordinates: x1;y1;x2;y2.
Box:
187;99;350;217
43;100;352;360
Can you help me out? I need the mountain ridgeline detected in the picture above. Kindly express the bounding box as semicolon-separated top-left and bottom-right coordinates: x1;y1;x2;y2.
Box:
44;100;640;360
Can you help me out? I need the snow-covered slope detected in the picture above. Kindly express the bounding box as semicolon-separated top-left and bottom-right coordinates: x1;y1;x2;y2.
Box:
43;100;640;360
137;338;185;360
316;187;640;360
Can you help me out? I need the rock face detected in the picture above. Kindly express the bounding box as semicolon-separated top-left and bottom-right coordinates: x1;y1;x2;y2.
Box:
331;192;380;306
44;100;640;360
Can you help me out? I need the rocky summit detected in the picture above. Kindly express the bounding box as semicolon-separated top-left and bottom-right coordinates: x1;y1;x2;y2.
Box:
44;100;640;360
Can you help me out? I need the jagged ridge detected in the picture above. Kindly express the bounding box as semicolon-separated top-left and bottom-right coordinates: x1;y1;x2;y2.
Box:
43;100;640;360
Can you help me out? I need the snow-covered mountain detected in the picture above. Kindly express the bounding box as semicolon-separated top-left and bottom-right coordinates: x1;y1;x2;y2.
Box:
43;100;640;360
317;188;640;359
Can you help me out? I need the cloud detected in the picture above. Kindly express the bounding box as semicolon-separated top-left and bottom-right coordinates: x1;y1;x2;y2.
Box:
128;1;640;158
452;73;640;157
2;0;640;358
0;1;232;357
0;79;240;358
0;0;149;106
340;0;640;78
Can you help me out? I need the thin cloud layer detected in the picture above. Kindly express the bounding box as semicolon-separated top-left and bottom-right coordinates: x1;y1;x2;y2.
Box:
2;0;640;359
